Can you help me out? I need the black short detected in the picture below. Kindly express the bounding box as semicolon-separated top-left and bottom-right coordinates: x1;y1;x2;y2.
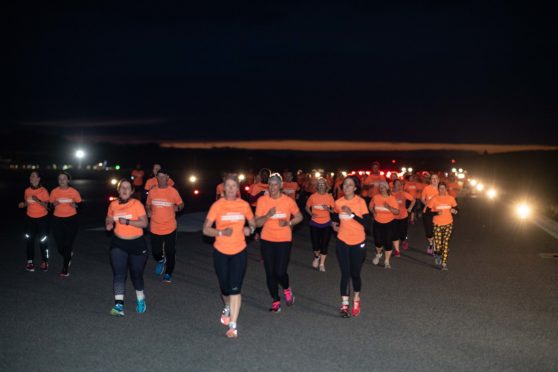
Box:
373;220;394;250
111;235;147;255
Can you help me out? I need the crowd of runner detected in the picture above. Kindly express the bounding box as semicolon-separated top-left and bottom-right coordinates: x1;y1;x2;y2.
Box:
18;162;460;338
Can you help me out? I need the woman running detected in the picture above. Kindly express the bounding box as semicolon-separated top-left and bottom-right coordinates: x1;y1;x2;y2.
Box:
106;179;149;316
428;182;458;270
49;172;81;277
255;173;303;313
331;175;371;317
305;177;334;272
392;179;415;256
370;182;400;269
18;171;50;272
203;175;256;338
421;174;440;255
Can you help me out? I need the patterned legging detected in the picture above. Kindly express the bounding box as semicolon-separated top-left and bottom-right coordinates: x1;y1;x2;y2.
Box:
433;223;453;264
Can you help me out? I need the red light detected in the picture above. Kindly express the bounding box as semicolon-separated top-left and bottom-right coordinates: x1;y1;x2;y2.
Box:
451;159;456;164
244;186;250;191
194;189;199;195
380;171;385;176
392;159;396;164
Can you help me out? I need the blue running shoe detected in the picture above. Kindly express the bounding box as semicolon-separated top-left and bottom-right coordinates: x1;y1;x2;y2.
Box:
110;303;125;317
162;273;172;283
155;258;166;276
136;298;146;314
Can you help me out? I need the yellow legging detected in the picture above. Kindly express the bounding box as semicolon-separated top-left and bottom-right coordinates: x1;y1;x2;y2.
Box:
433;223;453;264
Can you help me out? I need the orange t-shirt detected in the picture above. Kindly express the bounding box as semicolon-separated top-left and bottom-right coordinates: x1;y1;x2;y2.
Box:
24;187;49;218
249;183;268;206
334;179;344;199
147;186;184;235
428;195;457;226
306;192;335;224
282;182;300;200
393;191;415;220
131;169;145;187
335;196;369;245
216;183;241;199
404;182;420;199
50;187;81;218
107;198;146;238
370;194;399;224
422;185;439;205
363;174;386;197
447;182;462;198
206;198;254;255
256;194;300;242
144;177;175;191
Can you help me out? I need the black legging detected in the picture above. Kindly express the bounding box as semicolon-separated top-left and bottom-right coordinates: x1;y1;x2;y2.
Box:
151;230;177;275
423;208;434;239
260;239;292;302
310;225;331;255
110;237;148;297
394;218;409;241
213;249;247;296
52;215;78;270
336;239;367;296
25;216;49;262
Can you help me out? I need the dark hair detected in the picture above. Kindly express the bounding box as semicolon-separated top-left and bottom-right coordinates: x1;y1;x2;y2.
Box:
156;168;169;177
30;170;41;178
344;175;362;195
372;161;381;167
438;181;447;190
223;174;240;185
117;178;135;191
58;171;72;181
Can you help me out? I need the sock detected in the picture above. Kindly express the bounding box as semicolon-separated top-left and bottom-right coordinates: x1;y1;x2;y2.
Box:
342;299;349;306
136;290;145;301
228;321;237;330
223;304;230;316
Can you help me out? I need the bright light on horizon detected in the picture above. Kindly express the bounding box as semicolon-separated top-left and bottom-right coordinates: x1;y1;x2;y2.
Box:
75;149;85;159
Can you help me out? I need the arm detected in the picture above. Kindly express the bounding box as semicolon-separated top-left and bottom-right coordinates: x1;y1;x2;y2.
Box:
255;207;275;228
118;215;148;229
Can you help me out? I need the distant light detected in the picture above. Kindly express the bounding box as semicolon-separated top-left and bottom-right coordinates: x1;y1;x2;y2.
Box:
193;189;200;195
487;189;497;199
109;196;117;202
341;171;347;177
315;172;321;178
401;167;407;173
386;171;392;178
451;168;457;173
131;176;135;180
115;165;121;170
110;178;118;185
451;159;456;164
358;171;363;176
238;174;245;181
244;186;250;191
516;203;531;219
458;168;463;173
75;150;85;159
330;172;335;177
457;173;466;179
476;183;485;191
365;171;370;175
408;167;413;173
392;159;396;164
470;179;478;186
189;175;197;183
380;171;385;176
98;162;103;167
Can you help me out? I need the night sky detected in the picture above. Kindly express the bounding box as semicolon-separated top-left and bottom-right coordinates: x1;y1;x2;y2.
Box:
10;1;558;147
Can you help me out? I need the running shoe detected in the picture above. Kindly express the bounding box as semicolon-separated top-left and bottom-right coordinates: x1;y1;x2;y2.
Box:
312;256;320;270
384;262;391;269
39;261;48;272
136;298;146;313
155;258;166;276
284;288;295;306
226;326;238;338
220;307;231;326
110;303;125;317
434;255;442;266
162;273;172;283
351;300;361;317
25;262;35;272
269;300;281;313
402;241;409;250
441;263;448;271
372;253;382;266
58;269;69;278
340;304;350;318
319;265;326;272
393;250;401;258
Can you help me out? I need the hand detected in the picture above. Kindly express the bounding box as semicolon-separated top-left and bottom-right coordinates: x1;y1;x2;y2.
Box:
32;195;41;203
118;218;128;225
322;205;330;211
222;227;233;236
70;202;78;209
52;201;60;207
341;206;352;214
266;207;276;218
383;202;391;210
106;222;114;231
451;208;458;215
18;202;26;209
147;210;152;218
243;227;251;236
331;222;340;232
174;205;179;212
311;213;319;219
278;220;291;227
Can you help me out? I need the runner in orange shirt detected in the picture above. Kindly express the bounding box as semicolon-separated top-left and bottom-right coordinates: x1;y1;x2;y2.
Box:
216;173;242;200
146;169;184;283
369;182;400;269
362;161;386;205
404;174;421;224
255;173;303;313
131;163;145;199
203;175;256;338
106;179;149;316
18;171;50;272
428;182;458;270
446;174;462;201
392;179;416;256
331;175;371;317
49;172;82;277
305;177;335;272
248;168;270;208
144;163;175;193
421;174;440;255
282;170;300;201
